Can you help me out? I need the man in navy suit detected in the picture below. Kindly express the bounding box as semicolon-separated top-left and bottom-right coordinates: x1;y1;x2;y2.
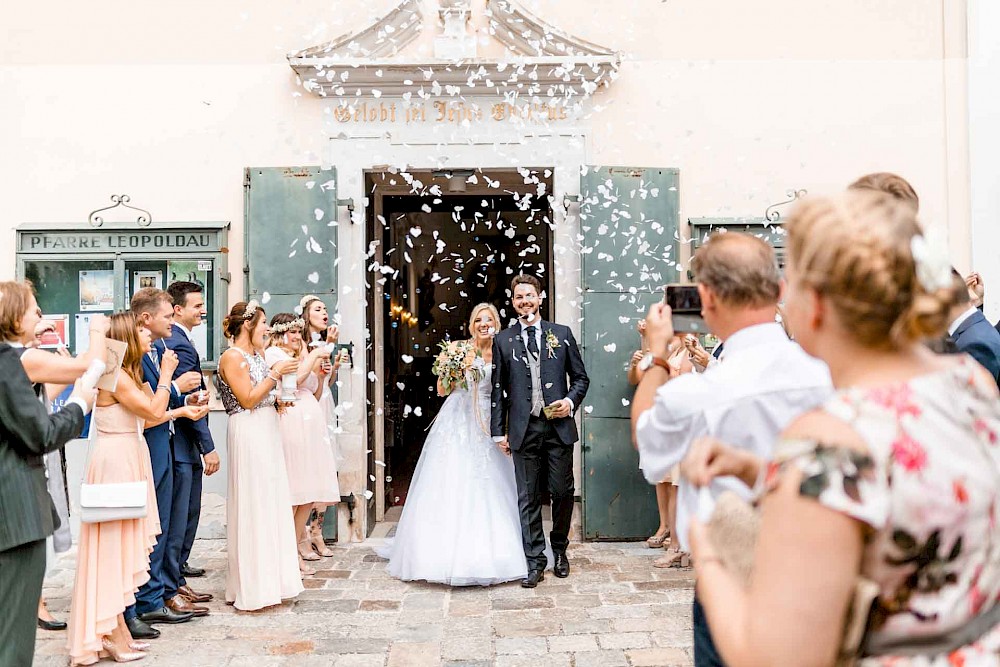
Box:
162;281;219;615
129;288;201;636
947;277;1000;388
491;275;590;588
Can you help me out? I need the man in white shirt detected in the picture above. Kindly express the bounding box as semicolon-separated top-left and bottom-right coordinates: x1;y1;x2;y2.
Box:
631;232;832;667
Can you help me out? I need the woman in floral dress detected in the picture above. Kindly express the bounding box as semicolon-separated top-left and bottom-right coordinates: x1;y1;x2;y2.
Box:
681;191;1000;666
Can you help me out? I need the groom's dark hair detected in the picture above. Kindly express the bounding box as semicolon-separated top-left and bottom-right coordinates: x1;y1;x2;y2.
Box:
511;274;542;295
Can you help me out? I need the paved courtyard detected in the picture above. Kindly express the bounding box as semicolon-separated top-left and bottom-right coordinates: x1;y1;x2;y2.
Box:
35;538;695;667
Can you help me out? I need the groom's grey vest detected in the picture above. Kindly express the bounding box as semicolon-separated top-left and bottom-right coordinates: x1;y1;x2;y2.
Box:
524;330;544;417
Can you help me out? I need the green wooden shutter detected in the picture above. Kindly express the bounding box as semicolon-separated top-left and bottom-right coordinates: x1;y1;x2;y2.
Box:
579;166;680;540
244;167;339;317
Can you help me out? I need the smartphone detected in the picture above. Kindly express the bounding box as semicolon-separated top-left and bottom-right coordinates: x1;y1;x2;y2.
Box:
664;284;710;334
664;284;702;313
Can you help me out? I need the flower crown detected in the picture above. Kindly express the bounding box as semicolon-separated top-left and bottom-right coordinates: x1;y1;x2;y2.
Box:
271;318;305;334
298;294;321;313
243;299;260;320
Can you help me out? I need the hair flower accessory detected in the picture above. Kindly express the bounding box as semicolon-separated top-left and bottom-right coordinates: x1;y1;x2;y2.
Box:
271;317;305;334
910;232;952;293
298;294;320;313
244;299;260;320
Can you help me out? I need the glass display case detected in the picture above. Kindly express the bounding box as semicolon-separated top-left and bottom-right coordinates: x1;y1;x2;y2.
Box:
16;222;230;368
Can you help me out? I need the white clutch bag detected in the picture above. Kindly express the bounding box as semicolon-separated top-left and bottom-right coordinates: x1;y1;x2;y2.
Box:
79;481;148;523
78;413;148;524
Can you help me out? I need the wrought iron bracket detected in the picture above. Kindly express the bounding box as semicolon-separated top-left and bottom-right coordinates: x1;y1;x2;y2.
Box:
764;189;807;223
88;194;153;228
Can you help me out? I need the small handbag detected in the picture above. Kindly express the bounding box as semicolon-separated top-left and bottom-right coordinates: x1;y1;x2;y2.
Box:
704;490;878;666
79;412;148;524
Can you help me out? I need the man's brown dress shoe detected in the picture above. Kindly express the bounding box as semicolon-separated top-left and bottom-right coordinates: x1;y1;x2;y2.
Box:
177;584;213;603
166;596;209;618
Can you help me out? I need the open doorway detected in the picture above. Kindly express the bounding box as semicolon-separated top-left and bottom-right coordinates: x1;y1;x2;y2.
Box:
365;169;554;519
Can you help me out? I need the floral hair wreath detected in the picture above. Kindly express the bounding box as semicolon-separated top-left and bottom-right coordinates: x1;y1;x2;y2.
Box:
243;299;260;321
298;294;321;313
270;318;305;334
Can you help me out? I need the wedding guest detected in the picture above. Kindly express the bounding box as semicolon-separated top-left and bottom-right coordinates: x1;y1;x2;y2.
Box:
67;312;195;664
0;281;92;667
628;319;680;566
300;294;342;555
631;232;832;667
848;171;919;211
129;288;202;634
161;282;217;607
264;313;342;574
945;270;1000;387
21;316;110;633
218;301;303;610
683;190;1000;665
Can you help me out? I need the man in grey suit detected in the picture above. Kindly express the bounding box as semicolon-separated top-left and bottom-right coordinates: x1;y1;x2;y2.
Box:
0;282;94;666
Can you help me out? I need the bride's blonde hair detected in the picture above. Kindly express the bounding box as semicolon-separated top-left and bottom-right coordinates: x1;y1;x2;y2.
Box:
468;303;501;339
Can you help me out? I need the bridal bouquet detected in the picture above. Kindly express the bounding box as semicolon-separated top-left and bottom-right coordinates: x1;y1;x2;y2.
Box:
432;340;483;393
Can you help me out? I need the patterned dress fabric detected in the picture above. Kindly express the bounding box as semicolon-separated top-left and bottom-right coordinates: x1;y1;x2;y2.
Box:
767;357;1000;665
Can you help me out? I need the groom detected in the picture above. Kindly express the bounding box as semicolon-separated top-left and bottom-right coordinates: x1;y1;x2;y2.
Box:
491;274;590;588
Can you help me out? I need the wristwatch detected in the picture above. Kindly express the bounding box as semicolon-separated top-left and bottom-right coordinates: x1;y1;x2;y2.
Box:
638;353;671;372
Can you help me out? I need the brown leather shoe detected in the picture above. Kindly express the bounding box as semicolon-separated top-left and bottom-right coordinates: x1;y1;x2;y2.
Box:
177;584;213;603
166;596;209;618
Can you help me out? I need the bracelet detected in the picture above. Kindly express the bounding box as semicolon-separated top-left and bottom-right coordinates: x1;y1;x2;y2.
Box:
156;384;169;392
267;372;281;383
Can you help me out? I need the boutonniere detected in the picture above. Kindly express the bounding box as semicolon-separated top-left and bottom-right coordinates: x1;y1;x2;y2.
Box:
545;330;560;359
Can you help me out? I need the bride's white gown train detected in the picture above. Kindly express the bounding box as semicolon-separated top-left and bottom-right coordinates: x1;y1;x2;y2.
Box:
378;361;529;586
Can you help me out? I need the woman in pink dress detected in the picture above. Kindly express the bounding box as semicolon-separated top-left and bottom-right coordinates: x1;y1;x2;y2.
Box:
217;301;303;611
68;312;206;665
264;313;342;573
300;295;343;555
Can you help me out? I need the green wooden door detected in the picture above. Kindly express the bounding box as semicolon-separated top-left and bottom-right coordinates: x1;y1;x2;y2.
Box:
579;166;680;540
244;167;339;318
244;166;341;537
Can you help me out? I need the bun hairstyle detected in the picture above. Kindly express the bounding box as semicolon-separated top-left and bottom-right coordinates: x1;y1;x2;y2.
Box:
223;301;265;340
785;190;964;350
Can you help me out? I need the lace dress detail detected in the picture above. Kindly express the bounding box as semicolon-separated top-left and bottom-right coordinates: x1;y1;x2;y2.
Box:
219;349;274;414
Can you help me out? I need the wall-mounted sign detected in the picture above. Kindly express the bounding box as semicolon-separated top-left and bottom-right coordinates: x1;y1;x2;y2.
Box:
19;231;221;253
329;100;571;127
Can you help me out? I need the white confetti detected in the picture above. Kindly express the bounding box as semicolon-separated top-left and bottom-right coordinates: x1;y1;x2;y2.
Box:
261;292;271;305
621;398;630;407
603;343;617;353
314;208;324;221
401;355;414;364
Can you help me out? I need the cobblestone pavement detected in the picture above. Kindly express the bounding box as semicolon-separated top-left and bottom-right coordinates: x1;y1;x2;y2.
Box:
35;539;695;666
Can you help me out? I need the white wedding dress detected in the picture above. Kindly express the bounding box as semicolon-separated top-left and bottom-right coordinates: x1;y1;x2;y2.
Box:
378;357;529;586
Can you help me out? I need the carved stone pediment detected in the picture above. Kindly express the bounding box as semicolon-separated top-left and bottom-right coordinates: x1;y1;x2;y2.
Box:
288;0;620;99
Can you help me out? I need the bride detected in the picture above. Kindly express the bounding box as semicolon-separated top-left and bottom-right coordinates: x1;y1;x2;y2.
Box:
378;303;528;586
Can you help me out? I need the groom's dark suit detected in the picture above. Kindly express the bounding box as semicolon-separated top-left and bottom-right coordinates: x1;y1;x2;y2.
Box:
491;320;589;571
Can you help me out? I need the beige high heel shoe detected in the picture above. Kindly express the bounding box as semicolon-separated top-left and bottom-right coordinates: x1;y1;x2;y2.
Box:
309;511;335;557
99;636;145;663
298;555;316;576
298;539;321;562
